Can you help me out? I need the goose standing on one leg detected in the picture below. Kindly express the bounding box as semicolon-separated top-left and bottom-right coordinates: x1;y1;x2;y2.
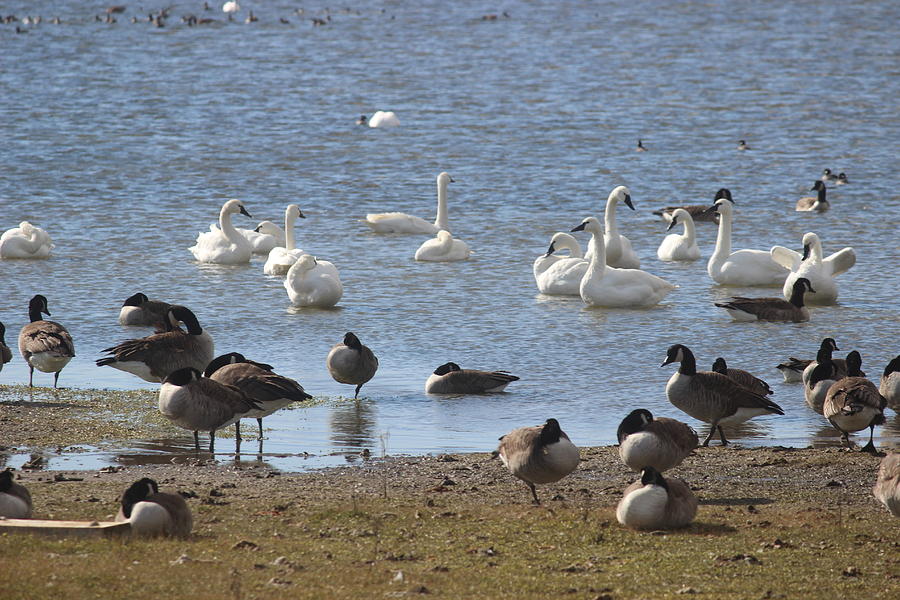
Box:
657;208;700;261
616;409;698;473
770;232;855;305
425;362;519;394
496;418;580;505
364;172;453;234
18;295;75;388
0;469;32;519
711;357;773;396
714;277;815;322
326;332;378;398
533;232;587;296
115;478;192;538
189;199;254;265
616;466;697;530
0;322;12;372
263;204;308;276
823;353;886;453
873;453;900;517
584;185;640;268
118;292;172;327
661;344;784;446
879;355;900;412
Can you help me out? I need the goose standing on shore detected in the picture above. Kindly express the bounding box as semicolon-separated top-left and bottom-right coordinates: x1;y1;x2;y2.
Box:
880;356;900;411
585;185;640;268
263;204;308;276
873;453;900;517
425;362;519;394
802;339;855;414
823;357;887;453
617;466;697;530
796;181;829;212
116;478;192;538
118;293;172;327
0;221;53;259
711;357;773;396
770;232;855;305
189;199;254;264
616;409;698;473
496;418;580;504
364;172;453;234
661;344;784;446
533;232;587;296
0;469;32;519
714;277;815;322
18;295;75;388
657;208;700;261
326;332;378;398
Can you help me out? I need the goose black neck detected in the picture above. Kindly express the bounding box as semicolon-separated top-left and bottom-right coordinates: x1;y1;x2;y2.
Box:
538;418;563;446
0;470;12;493
121;478;158;518
817;185;826;202
788;283;807;308
884;356;900;378
679;347;697;376
816;344;834;363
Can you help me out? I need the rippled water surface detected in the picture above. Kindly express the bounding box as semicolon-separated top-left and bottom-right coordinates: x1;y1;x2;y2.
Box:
2;1;899;470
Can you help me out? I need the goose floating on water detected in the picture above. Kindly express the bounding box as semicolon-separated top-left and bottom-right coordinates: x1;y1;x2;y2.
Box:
425;362;519;394
118;292;172;327
714;277;815;322
796;181;830;212
496;418;580;505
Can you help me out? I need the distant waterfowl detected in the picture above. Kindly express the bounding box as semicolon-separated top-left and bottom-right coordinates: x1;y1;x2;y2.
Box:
284;255;343;308
616;409;698;473
656;208;701;261
0;469;32;519
617;466;697;530
738;140;750;151
496;418;580;504
711;357;773;396
222;1;239;20
415;230;471;262
714;277;814;322
118;292;172;327
661;344;784;446
821;168;838;182
205;352;313;441
653;203;720;224
873;453;900;517
571;217;676;308
0;322;12;372
116;478;192;538
326;332;378;398
533;232;588;296
584;185;640;269
97;305;214;383
708;190;790;286
364;172;453;234
770;232;855;305
263;204;308;276
158;367;260;452
880;355;900;411
356;115;367;125
823;357;886;453
775;357;813;383
189;199;254;264
636;139;647;152
367;110;400;128
18;295;75;388
796;181;830;212
836;172;849;185
0;221;53;259
425;362;519;394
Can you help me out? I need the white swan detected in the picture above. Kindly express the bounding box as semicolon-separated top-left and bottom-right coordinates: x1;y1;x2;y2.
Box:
770;232;855;305
656;208;700;262
284;255;342;308
584;185;641;268
572;217;676;308
533;232;587;296
264;205;308;276
365;172;453;234
242;221;285;255
367;110;400;128
0;221;53;259
415;230;471;262
189;199;253;265
707;192;789;286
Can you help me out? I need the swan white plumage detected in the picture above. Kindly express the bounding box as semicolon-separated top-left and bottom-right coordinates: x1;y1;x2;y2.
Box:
656;208;700;262
584;185;641;268
284;255;342;308
707;192;789;286
572;217;676;308
222;1;239;15
533;232;587;296
367;111;400;128
0;221;54;259
242;221;285;255
263;205;308;276
365;172;453;234
415;230;471;262
770;232;855;305
189;199;253;265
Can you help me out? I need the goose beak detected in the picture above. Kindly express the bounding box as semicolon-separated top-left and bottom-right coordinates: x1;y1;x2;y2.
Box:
623;194;635;210
660;357;674;367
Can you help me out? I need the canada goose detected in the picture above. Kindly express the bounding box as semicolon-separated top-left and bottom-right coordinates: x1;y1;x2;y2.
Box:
118;292;172;327
425;362;519;394
661;344;784;446
496;418;580;504
158;367;260;452
775;357;813;383
97;305;214;382
879;355;900;411
738;140;750;151
823;354;886;453
821;168;838;182
796;181;829;212
616;409;698;473
714;277;814;322
711;357;773;396
326;333;378;398
0;322;12;372
636;139;647;152
652;188;727;224
0;469;32;519
18;295;75;388
204;352;312;441
115;478;192;538
836;172;849;185
616;466;697;530
356;115;367;125
873;453;900;517
802;339;857;413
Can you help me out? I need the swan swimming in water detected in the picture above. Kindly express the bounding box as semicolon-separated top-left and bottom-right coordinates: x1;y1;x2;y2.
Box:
656;208;700;262
533;232;587;296
572;217;676;308
415;230;471;262
770;232;856;305
365;172;453;234
584;185;641;269
189;199;254;265
284;255;343;308
0;221;54;259
263;204;310;276
241;221;285;255
367;111;400;128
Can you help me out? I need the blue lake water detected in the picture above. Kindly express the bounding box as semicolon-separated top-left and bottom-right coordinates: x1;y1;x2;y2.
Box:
1;0;898;470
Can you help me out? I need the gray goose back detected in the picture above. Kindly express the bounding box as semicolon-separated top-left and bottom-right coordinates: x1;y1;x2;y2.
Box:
873;453;900;517
18;294;75;387
326;332;378;398
617;409;698;473
0;469;32;519
425;361;519;394
115;478;192;538
616;467;697;530
118;292;172;327
712;357;773;396
496;418;580;504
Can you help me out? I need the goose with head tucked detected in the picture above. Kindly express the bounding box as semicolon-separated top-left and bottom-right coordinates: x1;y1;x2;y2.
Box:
326;332;379;398
770;232;855;305
118;292;172;327
284;255;343;308
0;322;12;372
652;188;722;224
775;357;813;383
796;181;829;212
880;355;900;412
18;294;75;388
533;232;588;296
263;204;309;276
571;217;676;308
584;185;640;268
365;172;453;234
714;277;814;322
616;409;698;473
617;466;697;530
823;356;886;453
0;469;32;519
711;357;773;396
0;221;53;259
97;305;214;383
804;344;861;415
496;418;580;505
189;199;253;264
116;478;192;538
707;190;790;286
415;230;471;262
874;453;900;517
661;344;784;446
426;362;519;394
657;208;701;261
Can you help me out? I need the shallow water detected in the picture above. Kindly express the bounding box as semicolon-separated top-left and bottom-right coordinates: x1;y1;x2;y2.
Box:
1;1;899;470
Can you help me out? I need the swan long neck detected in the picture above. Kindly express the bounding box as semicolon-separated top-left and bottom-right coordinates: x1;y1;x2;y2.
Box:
604;197;619;235
434;178;449;230
556;234;583;258
712;205;733;259
219;205;242;243
681;215;696;243
584;227;607;282
284;210;297;251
